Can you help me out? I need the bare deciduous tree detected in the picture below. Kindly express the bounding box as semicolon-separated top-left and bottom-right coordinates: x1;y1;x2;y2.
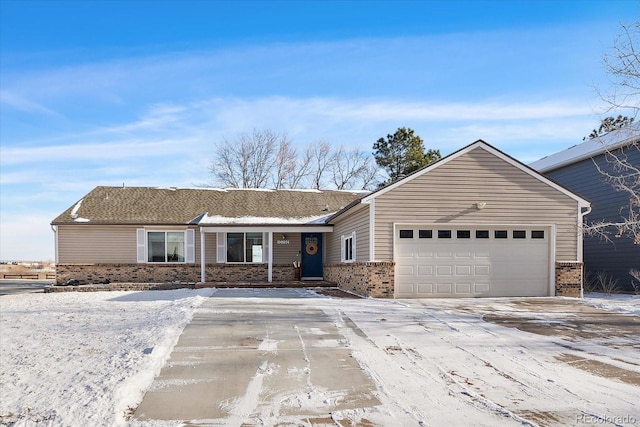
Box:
331;146;379;190
585;21;640;245
308;141;332;190
597;22;640;115
358;159;382;190
210;129;285;188
585;136;640;244
272;137;297;189
210;131;383;191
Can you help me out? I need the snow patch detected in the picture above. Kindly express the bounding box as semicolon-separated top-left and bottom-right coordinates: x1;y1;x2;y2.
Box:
198;213;336;224
70;198;83;219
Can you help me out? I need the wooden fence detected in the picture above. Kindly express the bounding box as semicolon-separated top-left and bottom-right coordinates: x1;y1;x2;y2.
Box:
1;273;56;280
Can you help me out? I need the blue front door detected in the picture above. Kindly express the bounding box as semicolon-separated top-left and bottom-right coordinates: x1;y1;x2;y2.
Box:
301;233;323;279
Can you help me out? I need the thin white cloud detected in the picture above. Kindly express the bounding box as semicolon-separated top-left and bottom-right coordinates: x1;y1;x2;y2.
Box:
0;90;61;116
0;138;199;165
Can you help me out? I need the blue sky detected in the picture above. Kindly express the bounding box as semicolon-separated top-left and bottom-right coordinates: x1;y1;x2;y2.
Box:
1;0;638;261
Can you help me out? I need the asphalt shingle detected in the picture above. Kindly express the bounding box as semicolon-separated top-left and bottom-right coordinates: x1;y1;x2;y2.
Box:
51;186;365;225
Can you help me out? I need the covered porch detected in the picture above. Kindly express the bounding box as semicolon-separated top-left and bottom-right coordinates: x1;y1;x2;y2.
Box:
198;225;333;283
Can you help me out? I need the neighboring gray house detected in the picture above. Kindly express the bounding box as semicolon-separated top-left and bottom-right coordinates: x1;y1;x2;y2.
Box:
530;126;640;292
52;140;590;298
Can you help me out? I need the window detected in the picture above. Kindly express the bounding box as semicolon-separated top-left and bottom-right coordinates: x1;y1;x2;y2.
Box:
147;231;185;263
495;230;508;239
419;229;432;239
513;230;526;239
532;230;545;239
399;229;413;239
341;232;355;262
476;230;489;239
457;230;471;239
438;230;452;239
226;232;263;263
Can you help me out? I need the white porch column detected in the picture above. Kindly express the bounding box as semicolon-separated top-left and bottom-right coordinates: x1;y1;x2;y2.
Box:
200;229;206;283
267;231;273;282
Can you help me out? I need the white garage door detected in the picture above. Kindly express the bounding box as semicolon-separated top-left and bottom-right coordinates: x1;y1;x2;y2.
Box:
395;226;551;298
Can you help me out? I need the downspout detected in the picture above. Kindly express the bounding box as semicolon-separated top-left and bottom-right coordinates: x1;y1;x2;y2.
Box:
50;225;58;264
578;203;592;298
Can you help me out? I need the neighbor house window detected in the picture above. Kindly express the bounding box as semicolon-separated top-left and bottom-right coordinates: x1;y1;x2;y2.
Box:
341;231;355;263
147;231;186;263
227;232;263;263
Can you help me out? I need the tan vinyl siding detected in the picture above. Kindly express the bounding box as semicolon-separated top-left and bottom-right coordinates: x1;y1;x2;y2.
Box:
273;234;301;264
58;225;138;263
374;147;579;261
326;203;370;263
205;232;217;264
58;225;203;264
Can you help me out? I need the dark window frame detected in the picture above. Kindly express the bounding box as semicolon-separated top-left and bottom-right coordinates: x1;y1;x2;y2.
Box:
438;230;452;239
399;229;414;239
513;230;527;239
419;230;433;239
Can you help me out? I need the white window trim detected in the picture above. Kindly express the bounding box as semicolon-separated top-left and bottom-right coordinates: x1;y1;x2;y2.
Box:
341;231;356;263
137;229;195;264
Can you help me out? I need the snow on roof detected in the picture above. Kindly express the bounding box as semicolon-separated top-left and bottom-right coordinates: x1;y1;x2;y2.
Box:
530;124;640;173
198;213;336;225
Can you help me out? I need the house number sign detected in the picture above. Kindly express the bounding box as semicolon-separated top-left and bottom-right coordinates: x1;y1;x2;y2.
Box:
276;239;290;245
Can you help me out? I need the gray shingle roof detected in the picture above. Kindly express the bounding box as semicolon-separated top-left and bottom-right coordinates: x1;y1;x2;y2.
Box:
51;186;365;225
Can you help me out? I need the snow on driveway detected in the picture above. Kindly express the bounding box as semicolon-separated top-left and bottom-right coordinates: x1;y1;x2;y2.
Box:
0;289;638;426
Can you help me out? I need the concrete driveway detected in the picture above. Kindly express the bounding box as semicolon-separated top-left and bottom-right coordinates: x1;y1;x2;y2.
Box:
132;290;639;426
133;289;380;425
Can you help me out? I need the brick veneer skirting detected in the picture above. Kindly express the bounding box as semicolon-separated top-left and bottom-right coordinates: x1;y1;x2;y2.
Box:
55;263;299;285
555;261;583;297
324;262;395;298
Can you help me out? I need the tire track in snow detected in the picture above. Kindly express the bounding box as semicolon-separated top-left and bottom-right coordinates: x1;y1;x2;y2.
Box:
331;309;531;426
386;334;539;427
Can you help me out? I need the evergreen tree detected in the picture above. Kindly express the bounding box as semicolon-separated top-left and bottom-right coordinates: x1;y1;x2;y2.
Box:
373;127;440;184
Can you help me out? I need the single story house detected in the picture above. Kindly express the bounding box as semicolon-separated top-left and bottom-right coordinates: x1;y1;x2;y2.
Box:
530;126;640;292
52;140;590;298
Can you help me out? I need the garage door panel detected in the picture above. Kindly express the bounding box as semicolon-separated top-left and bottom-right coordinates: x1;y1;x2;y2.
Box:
475;265;490;276
455;283;472;294
417;265;433;276
396;226;550;298
455;265;472;276
436;251;454;258
397;265;415;275
396;282;415;294
436;283;453;294
417;249;434;258
436;265;453;276
417;283;434;294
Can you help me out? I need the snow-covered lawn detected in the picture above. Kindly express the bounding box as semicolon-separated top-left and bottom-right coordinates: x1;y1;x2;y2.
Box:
1;290;638;426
